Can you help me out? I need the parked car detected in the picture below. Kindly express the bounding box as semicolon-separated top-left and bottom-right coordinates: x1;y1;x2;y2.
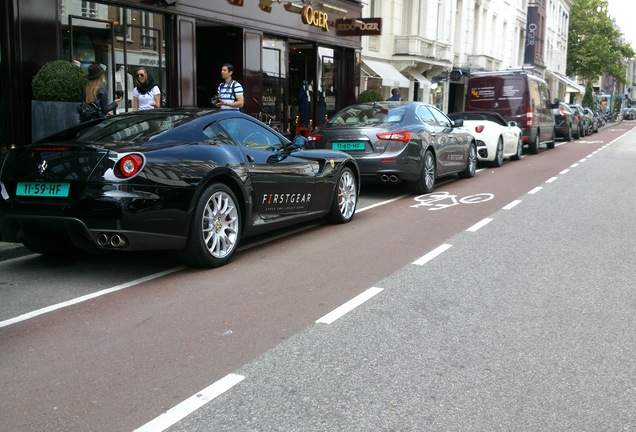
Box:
464;69;556;154
621;107;635;120
583;107;598;134
448;111;522;167
552;102;581;141
0;109;360;268
569;104;590;137
307;101;477;195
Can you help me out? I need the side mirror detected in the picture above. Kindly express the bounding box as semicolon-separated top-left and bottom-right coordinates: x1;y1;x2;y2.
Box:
267;153;286;164
452;119;464;127
508;121;518;127
290;135;307;149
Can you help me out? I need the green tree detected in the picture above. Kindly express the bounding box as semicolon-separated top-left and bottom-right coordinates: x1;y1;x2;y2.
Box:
567;0;634;83
582;82;595;107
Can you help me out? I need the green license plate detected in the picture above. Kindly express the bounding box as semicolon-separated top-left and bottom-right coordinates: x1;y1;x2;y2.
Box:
332;141;366;151
16;182;70;197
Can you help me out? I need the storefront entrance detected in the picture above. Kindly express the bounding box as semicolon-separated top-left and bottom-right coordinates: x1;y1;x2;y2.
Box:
195;23;344;136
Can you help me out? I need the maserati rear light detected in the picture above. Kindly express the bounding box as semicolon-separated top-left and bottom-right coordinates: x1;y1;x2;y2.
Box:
376;130;412;143
114;154;144;179
474;125;485;133
307;133;322;142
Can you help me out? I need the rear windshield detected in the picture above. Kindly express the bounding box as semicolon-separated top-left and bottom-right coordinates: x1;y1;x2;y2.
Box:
76;114;195;144
328;105;406;127
465;76;526;113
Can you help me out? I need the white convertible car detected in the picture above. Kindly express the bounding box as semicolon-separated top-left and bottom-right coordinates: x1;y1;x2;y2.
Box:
449;111;522;167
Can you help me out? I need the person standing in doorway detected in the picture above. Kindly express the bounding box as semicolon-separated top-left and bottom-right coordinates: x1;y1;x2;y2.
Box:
85;63;121;114
386;88;403;101
132;67;161;111
79;63;121;122
214;63;244;110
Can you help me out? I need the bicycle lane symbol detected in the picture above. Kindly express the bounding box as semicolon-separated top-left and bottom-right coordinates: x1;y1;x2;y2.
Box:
410;191;494;211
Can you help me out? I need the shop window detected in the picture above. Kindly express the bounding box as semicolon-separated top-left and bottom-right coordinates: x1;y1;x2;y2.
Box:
261;37;287;127
61;0;166;112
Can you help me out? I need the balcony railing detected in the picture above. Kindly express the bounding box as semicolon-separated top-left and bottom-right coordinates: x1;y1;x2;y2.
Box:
394;35;452;62
141;34;157;51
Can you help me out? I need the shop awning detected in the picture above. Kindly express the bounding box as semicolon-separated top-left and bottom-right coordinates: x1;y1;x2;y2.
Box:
362;59;410;88
548;71;585;94
406;70;431;90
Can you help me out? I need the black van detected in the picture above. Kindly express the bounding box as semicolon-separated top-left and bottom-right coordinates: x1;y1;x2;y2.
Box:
465;70;556;154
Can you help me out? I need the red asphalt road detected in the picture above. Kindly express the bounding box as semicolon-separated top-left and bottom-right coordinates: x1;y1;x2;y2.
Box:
0;123;630;431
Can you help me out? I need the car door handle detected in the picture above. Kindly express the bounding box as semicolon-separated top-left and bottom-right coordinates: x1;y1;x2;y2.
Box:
246;155;255;163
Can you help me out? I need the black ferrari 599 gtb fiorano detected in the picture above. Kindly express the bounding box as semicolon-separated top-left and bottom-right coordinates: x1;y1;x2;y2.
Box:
0;109;359;268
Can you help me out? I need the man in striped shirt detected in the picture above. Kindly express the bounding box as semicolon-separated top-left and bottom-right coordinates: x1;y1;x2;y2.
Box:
215;63;244;110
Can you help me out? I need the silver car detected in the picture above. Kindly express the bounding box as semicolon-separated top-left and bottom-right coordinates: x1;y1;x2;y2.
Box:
308;102;477;194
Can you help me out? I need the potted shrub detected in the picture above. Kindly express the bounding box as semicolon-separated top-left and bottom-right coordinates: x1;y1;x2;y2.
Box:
358;89;383;103
31;60;87;142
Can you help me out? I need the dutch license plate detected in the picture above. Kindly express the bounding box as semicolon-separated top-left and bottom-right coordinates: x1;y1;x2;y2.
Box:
332;141;366;151
16;182;70;197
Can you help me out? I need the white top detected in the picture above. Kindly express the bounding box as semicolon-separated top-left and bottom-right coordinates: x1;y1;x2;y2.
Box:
217;80;243;110
132;85;160;110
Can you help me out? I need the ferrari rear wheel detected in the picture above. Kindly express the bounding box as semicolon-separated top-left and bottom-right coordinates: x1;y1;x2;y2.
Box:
327;167;357;223
491;137;504;167
182;183;241;268
510;138;522;161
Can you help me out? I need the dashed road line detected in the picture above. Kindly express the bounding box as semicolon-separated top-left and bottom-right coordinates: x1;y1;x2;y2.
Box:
133;373;245;432
466;218;493;232
502;200;522;210
412;243;452;266
316;287;384;324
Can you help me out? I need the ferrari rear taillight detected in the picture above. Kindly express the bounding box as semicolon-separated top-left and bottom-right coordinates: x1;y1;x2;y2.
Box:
376;130;412;143
474;125;485;133
115;154;144;179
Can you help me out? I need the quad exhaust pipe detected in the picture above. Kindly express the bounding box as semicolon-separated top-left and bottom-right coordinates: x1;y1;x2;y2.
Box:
380;174;400;183
97;233;128;248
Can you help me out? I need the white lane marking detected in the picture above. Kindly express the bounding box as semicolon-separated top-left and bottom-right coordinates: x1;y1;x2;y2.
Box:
502;200;522;210
412;244;452;266
545;177;558;183
466;218;493;232
316;287;384;324
579;158;587;163
0;266;185;328
560;169;570;175
357;194;408;213
571;163;579;168
133;373;245;432
528;186;543;195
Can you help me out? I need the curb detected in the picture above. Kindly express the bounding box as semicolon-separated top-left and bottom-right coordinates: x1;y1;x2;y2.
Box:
0;243;31;262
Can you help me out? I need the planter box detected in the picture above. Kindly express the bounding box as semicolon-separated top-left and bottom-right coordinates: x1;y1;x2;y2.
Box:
31;101;80;142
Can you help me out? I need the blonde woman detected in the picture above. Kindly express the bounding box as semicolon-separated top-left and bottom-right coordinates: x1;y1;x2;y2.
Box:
132;67;161;110
82;63;121;121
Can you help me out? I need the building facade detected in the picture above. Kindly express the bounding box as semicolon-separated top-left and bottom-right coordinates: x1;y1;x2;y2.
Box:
0;0;364;149
357;0;583;112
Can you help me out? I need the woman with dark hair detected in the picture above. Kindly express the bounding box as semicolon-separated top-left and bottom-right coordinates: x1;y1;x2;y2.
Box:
82;63;121;120
132;67;161;111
